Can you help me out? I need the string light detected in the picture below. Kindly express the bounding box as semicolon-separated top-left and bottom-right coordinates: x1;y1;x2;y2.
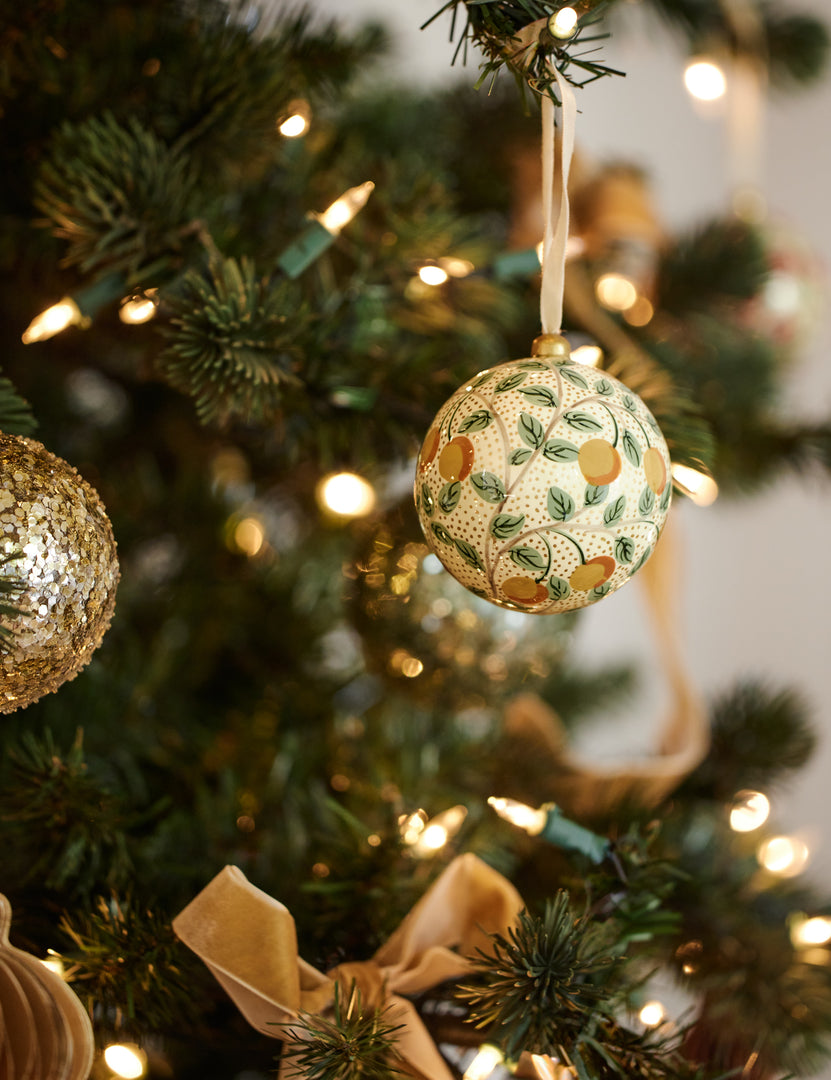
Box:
418;264;450;286
118;289;158;325
233;516;265;557
671;463;719;507
318;181;375;234
440;256;475;278
684;59;727;101
278;100;310;138
488;796;547;835
317;472;376;518
40;951;65;977
729;790;770;832
409;805;467;856
549;6;579;38
622;296;654;326
571;344;604;367
758;835;810;877
594;273;638;312
103;1044;147;1079
639;1001;666;1027
463;1044;503;1080
791;915;831;948
22;298;83;344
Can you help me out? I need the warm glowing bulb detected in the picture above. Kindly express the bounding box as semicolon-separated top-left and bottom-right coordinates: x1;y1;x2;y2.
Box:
279;113;309;137
684;59;727;101
792;916;831;947
729;790;770;833
104;1043;146;1079
319;181;375;234
571;345;604;367
595;273;638;312
623;296;654;327
418;264;449;286
530;1055;557;1080
40;954;65;978
549;6;578;38
671;464;719;507
488;796;547;836
22;299;81;344
317;472;376;518
463;1044;503;1080
411;805;467;855
234;516;265;557
440;256;475;278
119;290;158;325
639;1001;666;1027
758;836;810;876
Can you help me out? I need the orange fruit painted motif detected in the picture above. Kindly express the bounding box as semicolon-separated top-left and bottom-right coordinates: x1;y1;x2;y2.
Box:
578;438;621;486
439;436;475;482
643;447;667;494
419;426;441;471
502;576;548;606
569;556;616;591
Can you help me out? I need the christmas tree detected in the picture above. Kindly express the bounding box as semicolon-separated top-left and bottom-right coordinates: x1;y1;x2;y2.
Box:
1;1;831;1078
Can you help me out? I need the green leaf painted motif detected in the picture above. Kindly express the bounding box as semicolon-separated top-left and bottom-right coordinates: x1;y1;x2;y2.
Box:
622;394;637;413
454;537;485;571
431;522;454;546
592;582;612;600
548;575;571;601
495;372;527;393
543;439;579;462
595;378;614;397
470;371;493;388
603;495;626;526
519;385;559;409
547;486;576;522
622;430;641;468
509;545;547;572
491;513;525;540
438;481;461;514
459;409;493;433
660;482;672;512
629;545;652;575
471;471;507;503
585;484;608;506
561;366;590;390
517;360;551;370
421;482;434;517
614;536;635;564
564;411;603;433
518;411;544;449
638;486;655;516
509;447;533;465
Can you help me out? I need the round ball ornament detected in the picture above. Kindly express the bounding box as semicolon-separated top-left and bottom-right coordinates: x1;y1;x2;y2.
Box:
414;336;672;614
0;434;119;713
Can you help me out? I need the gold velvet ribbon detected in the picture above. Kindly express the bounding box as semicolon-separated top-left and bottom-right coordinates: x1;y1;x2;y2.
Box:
503;516;710;817
173;853;524;1080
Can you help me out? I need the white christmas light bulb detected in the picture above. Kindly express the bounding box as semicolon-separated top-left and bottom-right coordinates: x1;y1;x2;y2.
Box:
319;181;375;234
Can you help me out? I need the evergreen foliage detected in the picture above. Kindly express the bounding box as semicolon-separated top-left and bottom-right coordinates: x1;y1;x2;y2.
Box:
0;1;829;1078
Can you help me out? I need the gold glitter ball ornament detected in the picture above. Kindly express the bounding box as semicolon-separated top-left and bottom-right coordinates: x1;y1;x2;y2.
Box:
414;337;672;614
0;434;119;713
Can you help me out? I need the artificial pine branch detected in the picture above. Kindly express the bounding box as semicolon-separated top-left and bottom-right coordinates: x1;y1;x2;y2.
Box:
680;680;816;801
0;549;27;649
284;982;405;1080
423;0;623;101
0;375;37;436
0;728;132;895
35;112;201;281
460;892;618;1059
157;256;307;426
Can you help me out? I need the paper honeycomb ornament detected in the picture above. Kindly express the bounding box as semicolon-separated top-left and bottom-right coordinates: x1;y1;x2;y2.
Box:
415;336;672;614
0;433;119;713
0;894;94;1080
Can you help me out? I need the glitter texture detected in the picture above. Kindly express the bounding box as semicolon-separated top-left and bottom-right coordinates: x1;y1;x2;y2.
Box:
0;434;119;713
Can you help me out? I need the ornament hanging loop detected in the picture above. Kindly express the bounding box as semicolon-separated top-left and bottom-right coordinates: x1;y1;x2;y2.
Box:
539;67;577;336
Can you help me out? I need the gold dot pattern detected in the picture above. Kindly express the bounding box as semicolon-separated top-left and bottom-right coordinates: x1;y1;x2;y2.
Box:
414;353;672;614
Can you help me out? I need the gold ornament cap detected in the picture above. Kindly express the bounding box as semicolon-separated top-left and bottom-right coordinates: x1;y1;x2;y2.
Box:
531;333;570;359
